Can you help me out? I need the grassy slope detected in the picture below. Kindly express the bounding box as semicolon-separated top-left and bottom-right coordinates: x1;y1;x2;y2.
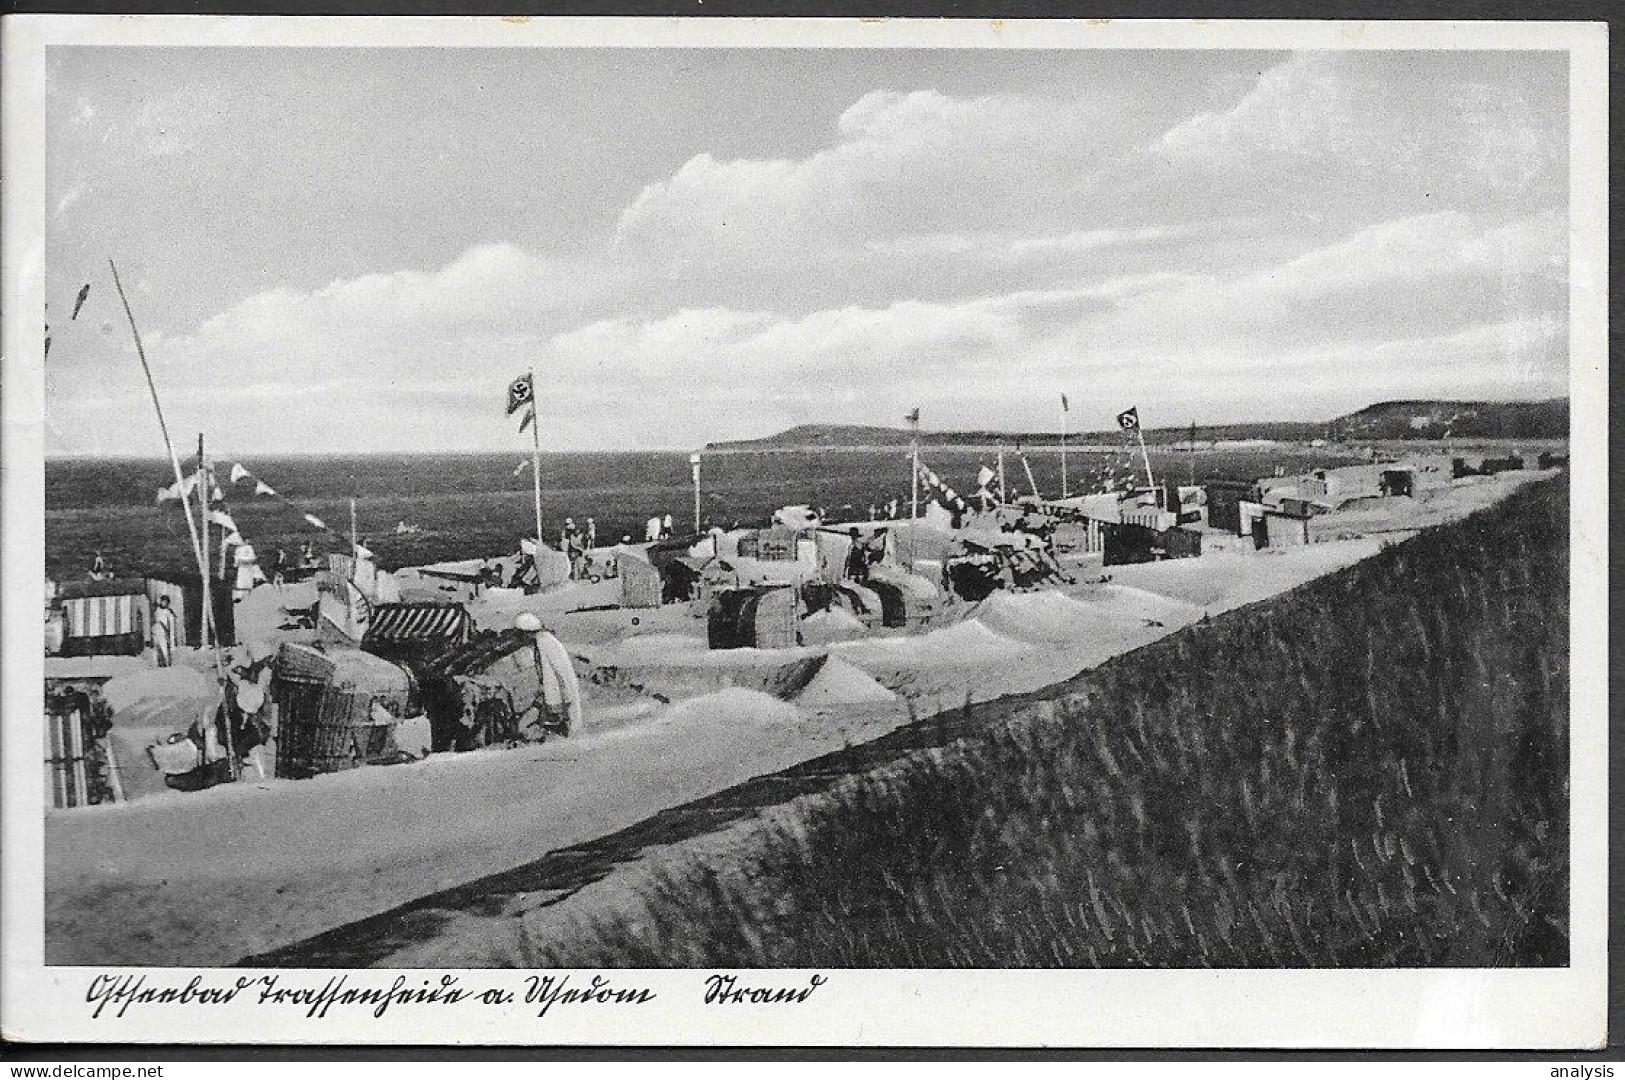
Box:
536;476;1570;968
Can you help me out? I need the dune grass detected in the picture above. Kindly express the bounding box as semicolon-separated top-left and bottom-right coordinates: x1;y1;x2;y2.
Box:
534;476;1570;968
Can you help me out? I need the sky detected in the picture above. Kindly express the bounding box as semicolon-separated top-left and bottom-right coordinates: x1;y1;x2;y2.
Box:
44;46;1569;456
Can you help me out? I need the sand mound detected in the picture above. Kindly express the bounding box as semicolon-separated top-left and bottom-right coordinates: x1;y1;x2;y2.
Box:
799;606;867;645
834;618;1027;668
976;590;1102;646
792;656;898;706
659;687;802;729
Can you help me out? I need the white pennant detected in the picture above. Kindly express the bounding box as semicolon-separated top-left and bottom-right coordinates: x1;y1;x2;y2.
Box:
229;462;251;485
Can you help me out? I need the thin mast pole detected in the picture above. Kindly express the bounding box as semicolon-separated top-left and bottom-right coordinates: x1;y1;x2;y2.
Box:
1021;453;1041;499
997;443;1006;507
1188;419;1196;486
691;453;702;535
197;434;211;648
113;261;207;578
350;496;358;551
110;259;230;769
908;410;920;567
1136;423;1156;495
197;438;236;777
529;369;544;558
909;417;920;524
1060;402;1068;499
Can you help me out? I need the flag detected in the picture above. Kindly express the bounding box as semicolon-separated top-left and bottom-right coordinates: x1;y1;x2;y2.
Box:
518;407;535;433
1060;393;1069;413
71;284;91;321
904;408;920;427
253;480;276;497
303;513;326;530
229;462;251;485
155;472;200;503
506;373;534;416
1117;407;1140;431
209;509;238;533
916;461;969;514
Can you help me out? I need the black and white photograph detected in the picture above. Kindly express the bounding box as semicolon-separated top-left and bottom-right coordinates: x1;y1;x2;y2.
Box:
0;15;1608;1049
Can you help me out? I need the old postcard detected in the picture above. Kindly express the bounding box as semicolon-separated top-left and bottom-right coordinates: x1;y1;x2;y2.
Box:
0;15;1608;1048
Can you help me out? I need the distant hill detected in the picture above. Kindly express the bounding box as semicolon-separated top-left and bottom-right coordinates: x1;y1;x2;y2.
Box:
706;399;1567;451
1332;399;1569;441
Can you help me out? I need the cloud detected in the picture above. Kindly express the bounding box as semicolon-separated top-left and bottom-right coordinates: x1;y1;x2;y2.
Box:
1130;52;1565;217
47;51;1570;453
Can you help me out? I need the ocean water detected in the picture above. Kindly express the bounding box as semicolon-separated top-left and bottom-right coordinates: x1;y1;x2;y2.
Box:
44;446;1361;581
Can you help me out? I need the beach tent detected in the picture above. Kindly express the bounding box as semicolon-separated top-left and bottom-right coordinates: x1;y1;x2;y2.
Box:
707;585;798;650
516;539;572;592
56;579;149;657
315;571;371;643
617;546;664;609
362;600;471;665
400;629;575;750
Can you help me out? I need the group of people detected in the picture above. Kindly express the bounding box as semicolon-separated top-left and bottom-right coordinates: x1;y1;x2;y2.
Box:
560;516;597;580
265;540;319;585
643;513;676;542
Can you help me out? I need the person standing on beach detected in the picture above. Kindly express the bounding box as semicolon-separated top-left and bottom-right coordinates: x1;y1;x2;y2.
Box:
150;595;178;668
662;513;674;539
513;612;581;737
561;518;579;579
90;550;107;579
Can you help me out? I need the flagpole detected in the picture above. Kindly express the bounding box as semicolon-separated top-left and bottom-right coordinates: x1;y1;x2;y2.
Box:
909;413;920;525
1020;452;1041;499
1188;419;1196;487
196;436;237;777
997;443;1006;507
529;369;544;558
907;410;920;568
111;259;230;771
1060;398;1069;500
197;435;213;651
1136;422;1156;495
690;452;703;535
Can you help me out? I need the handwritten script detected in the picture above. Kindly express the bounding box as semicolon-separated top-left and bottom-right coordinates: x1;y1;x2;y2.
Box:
83;971;830;1022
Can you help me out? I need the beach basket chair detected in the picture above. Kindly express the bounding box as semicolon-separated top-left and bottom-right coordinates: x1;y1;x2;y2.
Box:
272;642;412;779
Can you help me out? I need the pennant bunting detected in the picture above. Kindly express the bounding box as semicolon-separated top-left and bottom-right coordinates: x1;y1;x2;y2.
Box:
71;284;91;321
229;462;251;485
915;461;970;515
513;459;530;476
304;513;327;530
254;480;276;497
155;472;200;504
